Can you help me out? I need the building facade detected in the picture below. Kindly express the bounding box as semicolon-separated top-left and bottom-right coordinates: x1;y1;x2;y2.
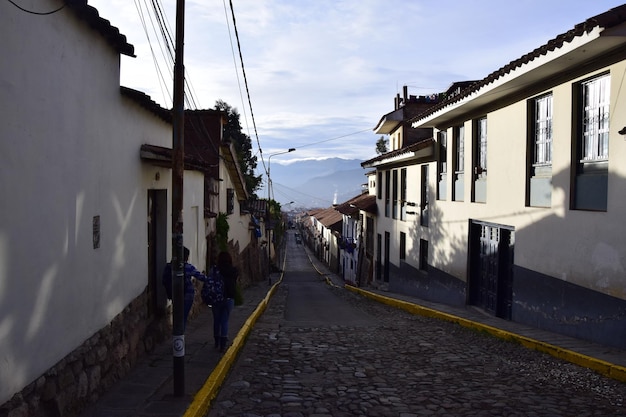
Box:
364;5;626;350
0;2;257;415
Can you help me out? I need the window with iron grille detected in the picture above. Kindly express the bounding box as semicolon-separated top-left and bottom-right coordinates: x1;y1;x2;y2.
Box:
527;93;553;208
454;125;464;173
400;168;407;221
534;94;553;165
581;74;610;162
475;117;487;174
384;170;391;217
392;169;398;219
437;130;447;200
572;73;610;211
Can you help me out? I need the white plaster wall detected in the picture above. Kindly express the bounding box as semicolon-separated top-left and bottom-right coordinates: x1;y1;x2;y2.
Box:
0;1;175;404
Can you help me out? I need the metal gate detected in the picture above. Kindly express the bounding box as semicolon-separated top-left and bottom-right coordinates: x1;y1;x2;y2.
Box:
469;221;514;319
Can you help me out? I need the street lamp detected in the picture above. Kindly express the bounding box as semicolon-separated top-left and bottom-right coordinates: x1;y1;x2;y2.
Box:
267;148;295;284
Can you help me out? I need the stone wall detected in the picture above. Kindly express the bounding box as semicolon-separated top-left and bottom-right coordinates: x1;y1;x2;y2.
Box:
0;289;169;417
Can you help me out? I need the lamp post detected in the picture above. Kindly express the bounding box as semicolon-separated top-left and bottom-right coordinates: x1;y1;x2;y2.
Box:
267;148;295;284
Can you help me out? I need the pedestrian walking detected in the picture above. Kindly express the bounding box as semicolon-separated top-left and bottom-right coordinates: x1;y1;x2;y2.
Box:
162;247;209;329
212;251;238;352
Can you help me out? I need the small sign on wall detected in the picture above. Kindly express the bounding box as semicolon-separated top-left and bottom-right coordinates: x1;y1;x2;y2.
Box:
93;215;100;249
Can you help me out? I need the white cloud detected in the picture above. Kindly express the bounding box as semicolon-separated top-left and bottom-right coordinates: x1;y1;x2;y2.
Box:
90;0;625;163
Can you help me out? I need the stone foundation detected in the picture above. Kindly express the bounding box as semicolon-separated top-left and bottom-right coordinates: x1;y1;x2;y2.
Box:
0;288;169;417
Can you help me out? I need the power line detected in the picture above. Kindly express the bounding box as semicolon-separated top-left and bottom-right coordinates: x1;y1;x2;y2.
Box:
7;0;65;15
295;128;373;149
134;0;172;105
226;0;265;175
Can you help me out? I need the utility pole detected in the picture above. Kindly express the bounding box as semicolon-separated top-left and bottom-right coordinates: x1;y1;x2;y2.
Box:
171;0;186;397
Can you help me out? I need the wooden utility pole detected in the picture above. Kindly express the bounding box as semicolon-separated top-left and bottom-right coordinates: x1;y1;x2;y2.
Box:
171;0;186;397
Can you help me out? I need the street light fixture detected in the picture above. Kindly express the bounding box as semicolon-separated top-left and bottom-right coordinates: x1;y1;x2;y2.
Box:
267;148;295;284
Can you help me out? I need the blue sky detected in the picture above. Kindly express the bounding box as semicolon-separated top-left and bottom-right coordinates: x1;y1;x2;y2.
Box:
89;0;625;165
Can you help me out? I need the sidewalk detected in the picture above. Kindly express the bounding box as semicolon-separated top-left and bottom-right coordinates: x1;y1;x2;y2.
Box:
304;247;626;382
79;249;626;417
77;277;275;417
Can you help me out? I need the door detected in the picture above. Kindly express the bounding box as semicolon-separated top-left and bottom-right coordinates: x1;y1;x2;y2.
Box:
376;233;382;282
148;189;168;317
384;231;390;283
468;221;514;319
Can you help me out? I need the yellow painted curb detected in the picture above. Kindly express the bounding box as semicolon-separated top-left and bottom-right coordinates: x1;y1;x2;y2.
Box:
183;256;286;417
345;285;626;384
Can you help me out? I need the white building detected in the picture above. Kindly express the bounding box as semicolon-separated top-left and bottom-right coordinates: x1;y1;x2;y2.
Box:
0;2;239;414
364;5;626;349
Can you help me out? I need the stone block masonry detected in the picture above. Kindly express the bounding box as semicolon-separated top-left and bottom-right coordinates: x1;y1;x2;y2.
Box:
0;288;170;417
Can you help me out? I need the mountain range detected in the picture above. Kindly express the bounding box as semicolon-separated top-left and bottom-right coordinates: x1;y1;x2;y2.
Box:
261;158;369;209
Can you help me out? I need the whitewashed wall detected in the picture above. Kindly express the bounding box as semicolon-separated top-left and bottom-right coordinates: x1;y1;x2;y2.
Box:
0;1;183;404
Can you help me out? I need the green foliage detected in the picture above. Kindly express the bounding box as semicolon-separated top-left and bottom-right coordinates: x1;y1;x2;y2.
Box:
214;100;263;197
375;135;389;154
216;212;229;251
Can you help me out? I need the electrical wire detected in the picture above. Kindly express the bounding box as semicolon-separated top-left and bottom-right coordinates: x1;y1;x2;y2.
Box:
222;0;253;146
134;0;172;105
294;128;373;149
271;181;335;206
7;0;65;15
227;0;265;175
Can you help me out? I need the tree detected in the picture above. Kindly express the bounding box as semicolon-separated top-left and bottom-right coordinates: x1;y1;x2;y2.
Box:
214;100;263;196
375;135;389;154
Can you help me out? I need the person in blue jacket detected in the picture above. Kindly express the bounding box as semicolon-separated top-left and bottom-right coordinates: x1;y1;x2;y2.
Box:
162;247;208;329
212;251;239;352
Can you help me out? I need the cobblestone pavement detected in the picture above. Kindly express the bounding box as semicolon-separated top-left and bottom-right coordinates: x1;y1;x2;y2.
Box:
207;281;626;417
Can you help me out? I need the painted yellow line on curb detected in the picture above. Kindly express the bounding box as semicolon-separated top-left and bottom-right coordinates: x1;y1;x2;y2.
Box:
184;256;287;417
345;284;626;383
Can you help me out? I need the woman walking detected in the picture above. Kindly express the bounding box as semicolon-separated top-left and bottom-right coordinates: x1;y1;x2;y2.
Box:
212;251;238;352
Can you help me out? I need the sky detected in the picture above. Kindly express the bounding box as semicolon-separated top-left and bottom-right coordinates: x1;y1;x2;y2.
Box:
88;0;625;166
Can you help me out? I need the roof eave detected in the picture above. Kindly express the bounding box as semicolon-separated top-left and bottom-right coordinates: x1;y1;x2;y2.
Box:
412;23;626;129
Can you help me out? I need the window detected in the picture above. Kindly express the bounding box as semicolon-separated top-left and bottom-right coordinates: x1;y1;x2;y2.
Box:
472;117;487;203
384;171;390;217
475;117;487;175
581;75;610;162
420;165;429;227
366;216;374;256
437;130;447;200
377;171;383;199
572;73;610;211
226;188;235;214
365;216;374;256
528;93;553;207
400;232;406;261
454;125;464;173
400;168;407;221
534;94;553;165
392;169;398;219
419;239;428;271
453;125;464;201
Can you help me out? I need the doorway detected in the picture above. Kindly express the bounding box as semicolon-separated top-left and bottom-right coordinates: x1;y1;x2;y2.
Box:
468;221;514;319
148;189;168;317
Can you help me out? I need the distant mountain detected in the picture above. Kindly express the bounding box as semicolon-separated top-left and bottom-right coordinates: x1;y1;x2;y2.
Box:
264;158;368;209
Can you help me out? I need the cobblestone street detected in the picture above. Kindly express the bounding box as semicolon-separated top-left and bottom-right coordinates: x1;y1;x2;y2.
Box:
208;270;626;416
